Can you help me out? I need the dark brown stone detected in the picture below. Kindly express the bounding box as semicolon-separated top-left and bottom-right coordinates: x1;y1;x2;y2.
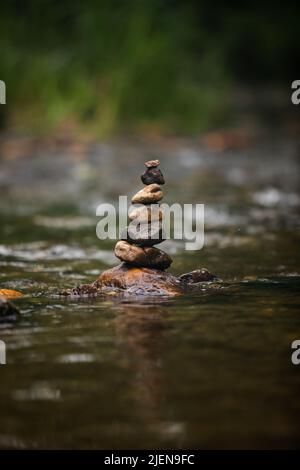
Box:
179;269;219;284
0;295;20;321
141;167;165;185
59;284;101;297
120;222;166;247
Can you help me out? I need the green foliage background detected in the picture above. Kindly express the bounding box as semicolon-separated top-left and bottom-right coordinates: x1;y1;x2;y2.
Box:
0;1;298;136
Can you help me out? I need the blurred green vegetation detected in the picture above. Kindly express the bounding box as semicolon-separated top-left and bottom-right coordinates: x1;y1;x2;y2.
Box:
0;1;299;136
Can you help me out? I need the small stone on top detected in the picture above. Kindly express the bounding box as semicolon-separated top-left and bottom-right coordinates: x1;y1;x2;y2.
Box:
145;159;160;168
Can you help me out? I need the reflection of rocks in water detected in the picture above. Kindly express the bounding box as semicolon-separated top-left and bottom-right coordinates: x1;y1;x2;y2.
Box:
113;302;186;446
114;303;169;422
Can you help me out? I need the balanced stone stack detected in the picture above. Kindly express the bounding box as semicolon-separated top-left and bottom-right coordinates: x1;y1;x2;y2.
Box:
60;158;218;297
114;160;172;270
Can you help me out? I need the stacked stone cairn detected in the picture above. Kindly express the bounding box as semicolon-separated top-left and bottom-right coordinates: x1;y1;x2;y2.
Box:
59;158;218;297
114;160;172;270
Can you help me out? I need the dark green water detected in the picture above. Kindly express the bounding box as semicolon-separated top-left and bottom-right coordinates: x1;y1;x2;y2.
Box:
0;137;300;448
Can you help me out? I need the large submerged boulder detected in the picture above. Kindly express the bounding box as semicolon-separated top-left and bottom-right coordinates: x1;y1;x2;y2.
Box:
97;263;182;296
60;263;218;297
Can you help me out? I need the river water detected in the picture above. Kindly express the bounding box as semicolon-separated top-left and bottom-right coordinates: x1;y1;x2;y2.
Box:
0;134;299;448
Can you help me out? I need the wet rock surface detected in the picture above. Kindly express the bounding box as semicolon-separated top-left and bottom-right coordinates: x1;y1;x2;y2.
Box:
179;269;219;284
60;264;219;297
129;205;163;223
96;263;182;296
120;222;166;247
131;183;163;204
115;241;172;270
141;167;165;185
60;283;101;297
144;159;160;168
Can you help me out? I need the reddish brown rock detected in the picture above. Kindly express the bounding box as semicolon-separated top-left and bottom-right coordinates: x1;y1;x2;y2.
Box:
97;263;182;296
145;159;160;168
59;265;219;297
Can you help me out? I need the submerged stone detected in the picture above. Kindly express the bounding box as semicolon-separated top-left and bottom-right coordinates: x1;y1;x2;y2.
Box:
97;263;182;296
60;283;100;297
179;269;219;284
0;296;20;321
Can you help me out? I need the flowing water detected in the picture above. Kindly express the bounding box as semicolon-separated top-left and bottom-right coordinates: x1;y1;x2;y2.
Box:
0;135;300;448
